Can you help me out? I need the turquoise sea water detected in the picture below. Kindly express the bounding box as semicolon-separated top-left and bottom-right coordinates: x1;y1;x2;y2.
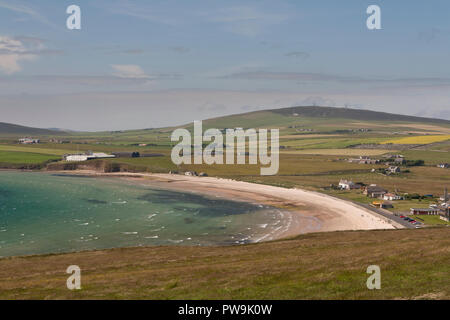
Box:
0;171;287;257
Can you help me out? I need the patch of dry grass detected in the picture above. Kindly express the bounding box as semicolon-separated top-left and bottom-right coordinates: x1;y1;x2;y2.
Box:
0;228;448;300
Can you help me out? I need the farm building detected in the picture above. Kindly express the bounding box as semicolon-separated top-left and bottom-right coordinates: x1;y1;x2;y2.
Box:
348;156;379;164
386;166;401;174
338;179;361;190
63;152;116;162
383;193;403;201
372;201;394;209
437;163;449;169
410;208;439;215
364;185;387;198
384;154;405;164
19;138;39;144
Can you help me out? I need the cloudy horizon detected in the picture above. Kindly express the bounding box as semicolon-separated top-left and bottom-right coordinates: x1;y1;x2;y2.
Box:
1;0;449;130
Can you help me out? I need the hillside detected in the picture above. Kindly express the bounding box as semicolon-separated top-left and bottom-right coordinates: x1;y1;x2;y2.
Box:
0;228;448;299
0;122;63;136
2;106;450;136
182;106;450;133
271;106;450;124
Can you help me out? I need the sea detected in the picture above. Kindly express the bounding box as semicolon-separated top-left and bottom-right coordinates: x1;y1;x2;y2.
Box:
0;171;290;257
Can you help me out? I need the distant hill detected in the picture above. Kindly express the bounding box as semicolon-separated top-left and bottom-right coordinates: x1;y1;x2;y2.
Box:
47;128;77;133
270;106;450;124
0;122;64;135
192;106;450;131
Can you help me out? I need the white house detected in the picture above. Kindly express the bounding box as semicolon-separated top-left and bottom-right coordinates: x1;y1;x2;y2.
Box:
339;179;356;190
383;193;403;201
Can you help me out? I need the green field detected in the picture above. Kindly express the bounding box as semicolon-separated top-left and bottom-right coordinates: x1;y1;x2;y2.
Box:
412;215;450;226
0;151;59;165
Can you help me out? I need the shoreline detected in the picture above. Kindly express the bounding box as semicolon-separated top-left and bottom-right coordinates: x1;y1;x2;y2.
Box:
50;170;401;239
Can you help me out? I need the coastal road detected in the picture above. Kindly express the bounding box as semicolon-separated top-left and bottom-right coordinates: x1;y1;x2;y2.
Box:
358;203;416;229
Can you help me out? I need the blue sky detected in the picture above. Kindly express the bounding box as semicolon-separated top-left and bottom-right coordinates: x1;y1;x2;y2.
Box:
1;0;449;130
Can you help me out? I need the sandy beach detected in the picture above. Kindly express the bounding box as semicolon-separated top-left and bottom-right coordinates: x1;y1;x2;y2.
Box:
52;170;400;241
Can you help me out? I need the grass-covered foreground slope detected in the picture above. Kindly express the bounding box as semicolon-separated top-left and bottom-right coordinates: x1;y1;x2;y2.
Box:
0;227;448;300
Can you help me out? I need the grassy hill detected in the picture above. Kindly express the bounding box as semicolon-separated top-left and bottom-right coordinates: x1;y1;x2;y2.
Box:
0;227;448;299
177;106;450;134
271;106;450;124
0;122;64;136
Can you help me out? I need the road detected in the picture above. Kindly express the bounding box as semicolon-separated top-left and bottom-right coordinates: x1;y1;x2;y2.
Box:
358;203;416;229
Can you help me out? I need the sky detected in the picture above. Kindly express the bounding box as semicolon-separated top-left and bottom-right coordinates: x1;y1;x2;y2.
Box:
0;0;449;131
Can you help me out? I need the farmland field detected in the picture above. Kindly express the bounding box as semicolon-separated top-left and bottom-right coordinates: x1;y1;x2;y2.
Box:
0;144;69;156
0;151;59;165
382;135;450;145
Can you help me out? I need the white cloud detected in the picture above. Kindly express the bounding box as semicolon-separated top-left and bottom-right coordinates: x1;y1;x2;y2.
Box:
111;64;149;79
0;36;37;74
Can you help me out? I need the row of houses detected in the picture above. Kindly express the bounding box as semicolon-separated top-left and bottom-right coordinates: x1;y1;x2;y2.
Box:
348;156;379;165
410;206;450;221
347;155;406;166
383;154;406;165
338;181;391;199
338;178;450;221
338;180;402;200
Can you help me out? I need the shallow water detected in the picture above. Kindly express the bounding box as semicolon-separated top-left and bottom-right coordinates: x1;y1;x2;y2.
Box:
0;171;289;257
